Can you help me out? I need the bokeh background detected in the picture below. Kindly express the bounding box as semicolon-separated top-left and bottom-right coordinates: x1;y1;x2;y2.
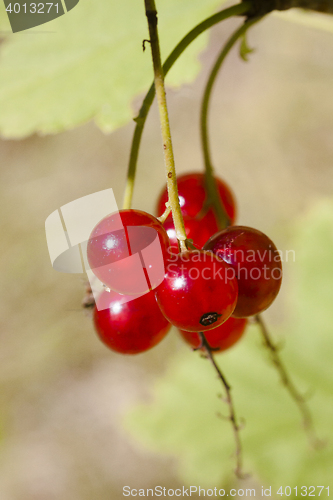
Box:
0;4;333;499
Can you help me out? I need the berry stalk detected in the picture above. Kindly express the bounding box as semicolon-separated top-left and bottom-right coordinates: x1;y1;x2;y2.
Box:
144;0;187;251
256;315;323;449
197;13;321;449
198;332;248;479
200;17;262;230
122;2;251;211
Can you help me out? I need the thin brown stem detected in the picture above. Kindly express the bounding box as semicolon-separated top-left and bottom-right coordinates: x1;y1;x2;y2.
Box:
198;332;248;479
144;0;187;251
255;314;323;449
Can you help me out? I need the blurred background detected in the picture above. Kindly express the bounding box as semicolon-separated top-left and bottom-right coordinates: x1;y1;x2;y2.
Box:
0;8;333;499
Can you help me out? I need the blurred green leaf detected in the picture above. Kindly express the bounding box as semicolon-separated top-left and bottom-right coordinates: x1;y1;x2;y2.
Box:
124;200;333;489
0;0;225;138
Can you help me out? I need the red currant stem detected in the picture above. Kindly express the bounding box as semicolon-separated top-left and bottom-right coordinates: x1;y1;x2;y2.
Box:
200;17;263;230
122;2;251;211
198;332;249;479
144;0;187;251
157;203;171;224
255;314;324;450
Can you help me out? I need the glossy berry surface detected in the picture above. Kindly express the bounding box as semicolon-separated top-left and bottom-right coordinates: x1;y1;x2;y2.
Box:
203;226;282;318
164;211;219;253
87;209;170;294
156;172;236;223
155;250;238;332
179;316;247;352
94;289;171;354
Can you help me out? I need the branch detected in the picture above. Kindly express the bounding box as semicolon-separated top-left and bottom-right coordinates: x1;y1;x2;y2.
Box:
198;332;249;479
247;0;333;18
256;314;324;449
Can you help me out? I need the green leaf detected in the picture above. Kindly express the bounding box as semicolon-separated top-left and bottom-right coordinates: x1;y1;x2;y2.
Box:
0;0;225;138
124;199;333;489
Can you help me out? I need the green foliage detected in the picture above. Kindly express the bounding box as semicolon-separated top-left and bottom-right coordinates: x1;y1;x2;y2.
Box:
124;200;333;489
1;1;333;139
0;0;224;138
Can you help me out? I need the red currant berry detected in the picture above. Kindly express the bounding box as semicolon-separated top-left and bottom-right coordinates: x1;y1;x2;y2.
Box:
164;211;219;253
155;250;238;332
94;289;171;354
156;172;236;223
203;226;282;317
179;316;247;352
87;209;170;295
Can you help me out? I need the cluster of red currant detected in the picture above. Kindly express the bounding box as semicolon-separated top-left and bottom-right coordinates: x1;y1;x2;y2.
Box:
88;172;282;355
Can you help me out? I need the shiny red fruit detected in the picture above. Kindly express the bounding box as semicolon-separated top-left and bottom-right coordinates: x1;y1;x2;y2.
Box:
179;316;248;352
155;250;238;332
87;209;169;294
203;226;282;318
156;172;236;223
164;211;219;253
94;289;171;354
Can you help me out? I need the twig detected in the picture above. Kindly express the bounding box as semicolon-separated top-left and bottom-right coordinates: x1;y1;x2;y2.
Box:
142;39;151;51
255;314;324;449
157;203;171;224
198;332;249;479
